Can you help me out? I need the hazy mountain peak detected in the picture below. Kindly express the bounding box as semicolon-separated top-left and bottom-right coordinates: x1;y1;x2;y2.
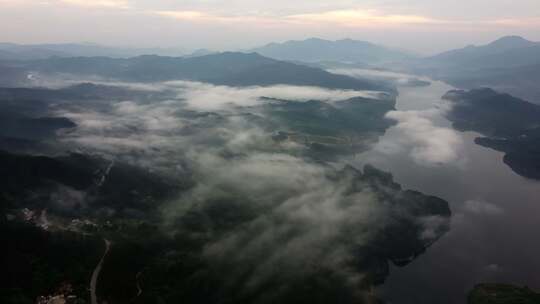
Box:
251;38;413;64
186;48;216;58
487;35;535;49
336;38;373;45
207;51;273;61
427;34;540;66
303;37;328;42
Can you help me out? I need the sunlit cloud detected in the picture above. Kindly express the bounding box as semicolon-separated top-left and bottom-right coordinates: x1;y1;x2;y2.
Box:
0;0;131;8
60;0;130;9
2;1;538;31
155;10;209;21
154;10;278;25
154;8;439;27
153;7;540;31
286;9;438;26
0;0;40;6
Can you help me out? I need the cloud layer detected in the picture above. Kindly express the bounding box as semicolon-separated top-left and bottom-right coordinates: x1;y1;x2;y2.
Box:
376;109;463;166
4;74;451;302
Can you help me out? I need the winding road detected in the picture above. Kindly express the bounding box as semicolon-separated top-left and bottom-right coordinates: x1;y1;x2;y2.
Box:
97;160;115;187
90;239;111;304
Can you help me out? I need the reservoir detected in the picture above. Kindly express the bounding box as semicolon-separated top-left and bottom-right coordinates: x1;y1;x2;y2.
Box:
353;78;540;303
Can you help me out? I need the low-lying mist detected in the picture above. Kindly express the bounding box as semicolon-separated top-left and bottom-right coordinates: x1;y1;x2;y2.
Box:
1;77;451;303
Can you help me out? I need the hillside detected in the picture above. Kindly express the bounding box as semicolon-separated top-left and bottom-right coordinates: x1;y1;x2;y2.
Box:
444;88;540;179
0;42;184;60
251;38;414;64
15;52;394;92
409;36;540;102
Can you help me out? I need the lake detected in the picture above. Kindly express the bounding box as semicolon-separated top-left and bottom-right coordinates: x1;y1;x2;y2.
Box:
352;79;540;303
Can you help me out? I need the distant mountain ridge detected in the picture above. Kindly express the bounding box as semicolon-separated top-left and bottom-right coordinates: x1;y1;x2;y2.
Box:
485;35;538;50
14;52;395;92
424;36;540;69
409;35;540;102
250;38;415;64
0;42;185;60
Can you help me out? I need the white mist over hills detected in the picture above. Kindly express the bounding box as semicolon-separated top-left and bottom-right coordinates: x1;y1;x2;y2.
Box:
1;3;540;300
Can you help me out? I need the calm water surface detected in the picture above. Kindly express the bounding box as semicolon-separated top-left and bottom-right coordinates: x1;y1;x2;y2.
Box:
355;80;540;303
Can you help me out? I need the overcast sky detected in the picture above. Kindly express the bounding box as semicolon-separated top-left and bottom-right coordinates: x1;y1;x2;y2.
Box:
1;0;539;54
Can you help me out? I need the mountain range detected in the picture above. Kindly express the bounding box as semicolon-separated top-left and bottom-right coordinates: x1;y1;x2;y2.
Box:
250;38;415;64
1;33;539;304
424;36;540;68
246;35;540;102
8;52;394;92
409;36;540;102
2;35;538;101
0;42;185;60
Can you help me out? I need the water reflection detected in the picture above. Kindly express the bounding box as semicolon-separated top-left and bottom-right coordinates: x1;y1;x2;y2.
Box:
353;79;540;303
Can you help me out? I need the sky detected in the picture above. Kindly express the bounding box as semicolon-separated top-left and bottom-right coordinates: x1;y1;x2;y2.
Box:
0;0;539;54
